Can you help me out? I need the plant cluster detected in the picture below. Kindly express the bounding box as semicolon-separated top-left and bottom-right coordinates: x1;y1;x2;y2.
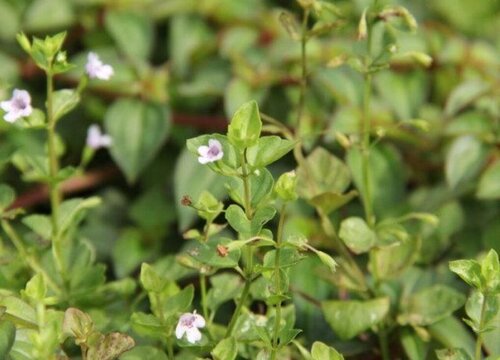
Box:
0;0;499;359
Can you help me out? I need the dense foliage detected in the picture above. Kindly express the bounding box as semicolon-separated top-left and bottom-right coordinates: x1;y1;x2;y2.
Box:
0;0;499;359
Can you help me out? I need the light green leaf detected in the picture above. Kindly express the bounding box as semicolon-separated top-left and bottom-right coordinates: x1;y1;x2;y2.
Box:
445;135;488;189
339;217;377;254
105;11;154;60
0;320;15;359
477;161;500;200
58;197;101;236
297;147;351;200
445;80;490;117
322;297;390;340
227;100;262;149
449;259;482;289
188;238;241;269
400;327;429;360
22;274;47;303
0;1;19;41
23;0;75;32
246;136;295;168
52;89;79;122
398;285;466;326
465;291;498;333
105;99;171;183
428;317;475;359
309;191;357;216
225;204;276;238
311;341;344;360
211;337;237;360
207;273;243;312
130;312;166;340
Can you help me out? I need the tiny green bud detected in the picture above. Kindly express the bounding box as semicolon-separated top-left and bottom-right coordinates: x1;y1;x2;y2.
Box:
334;131;351;149
275;170;298;201
357;9;368;41
406;51;433;67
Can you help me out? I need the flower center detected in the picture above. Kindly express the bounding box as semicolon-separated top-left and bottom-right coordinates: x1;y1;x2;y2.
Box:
181;315;196;328
208;146;220;157
13;98;27;110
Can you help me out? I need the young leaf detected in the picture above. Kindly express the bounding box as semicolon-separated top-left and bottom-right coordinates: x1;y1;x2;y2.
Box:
52;89;79;122
0;320;15;359
339;217;377;254
476;160;500;200
227;100;262;149
449;259;482;289
445;136;488;189
246;136;295;168
321;298;390;340
211;337;237;360
311;341;344;360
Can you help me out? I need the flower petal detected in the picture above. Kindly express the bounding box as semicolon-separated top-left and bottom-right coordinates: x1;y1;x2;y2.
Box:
185;327;202;344
193;314;206;328
175;323;186;339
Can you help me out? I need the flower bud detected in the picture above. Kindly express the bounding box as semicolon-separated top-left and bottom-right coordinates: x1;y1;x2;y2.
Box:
275;171;298;201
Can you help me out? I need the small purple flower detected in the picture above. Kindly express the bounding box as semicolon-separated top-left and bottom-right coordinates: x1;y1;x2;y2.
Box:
198;139;223;164
86;125;112;149
1;89;33;123
175;311;205;344
85;52;114;80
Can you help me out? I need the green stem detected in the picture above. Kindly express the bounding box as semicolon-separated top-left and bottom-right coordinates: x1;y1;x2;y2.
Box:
475;293;489;360
378;326;390;360
166;338;174;360
200;274;209;322
225;278;252;337
361;72;374;227
296;8;310;129
271;204;287;360
46;71;64;279
1;220;61;295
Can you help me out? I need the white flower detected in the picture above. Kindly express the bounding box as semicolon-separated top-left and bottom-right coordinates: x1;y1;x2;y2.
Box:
175;311;205;344
85;52;114;80
197;139;223;164
1;89;33;123
86;125;112;149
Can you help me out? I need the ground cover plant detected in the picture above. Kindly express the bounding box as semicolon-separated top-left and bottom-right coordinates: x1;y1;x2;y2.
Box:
0;0;499;359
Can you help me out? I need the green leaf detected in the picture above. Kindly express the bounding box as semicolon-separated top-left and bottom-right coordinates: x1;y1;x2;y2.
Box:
445;136;488;189
309;191;357;216
162;285;194;317
22;215;50;239
120;346;168;360
435;348;472;360
465;291;498;333
482;249;500;292
445;80;490;117
0;320;15;359
211;337;237;360
400;328;429;360
297;147;351;200
398;285;466;326
52;89;79;122
368;237;419;280
477;161;500;200
130;312;166;340
0;2;19;41
311;341;344;360
225;204;276;238
428;317;475;359
140;263;166;293
105;99;171;183
226;168;274;209
322;297;390;340
339;217;377;254
188;238;241;269
23;0;75;32
449;259;482;289
483;295;500;356
58;197;101;236
0;296;37;326
0;184;15;213
246;136;295;168
105;11;154;60
227;100;262;149
207;273;243;312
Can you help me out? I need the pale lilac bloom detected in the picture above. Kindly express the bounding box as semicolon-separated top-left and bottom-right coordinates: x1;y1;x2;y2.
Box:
86;125;112;149
85;52;114;80
1;89;33;123
197;139;223;164
175;311;205;344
